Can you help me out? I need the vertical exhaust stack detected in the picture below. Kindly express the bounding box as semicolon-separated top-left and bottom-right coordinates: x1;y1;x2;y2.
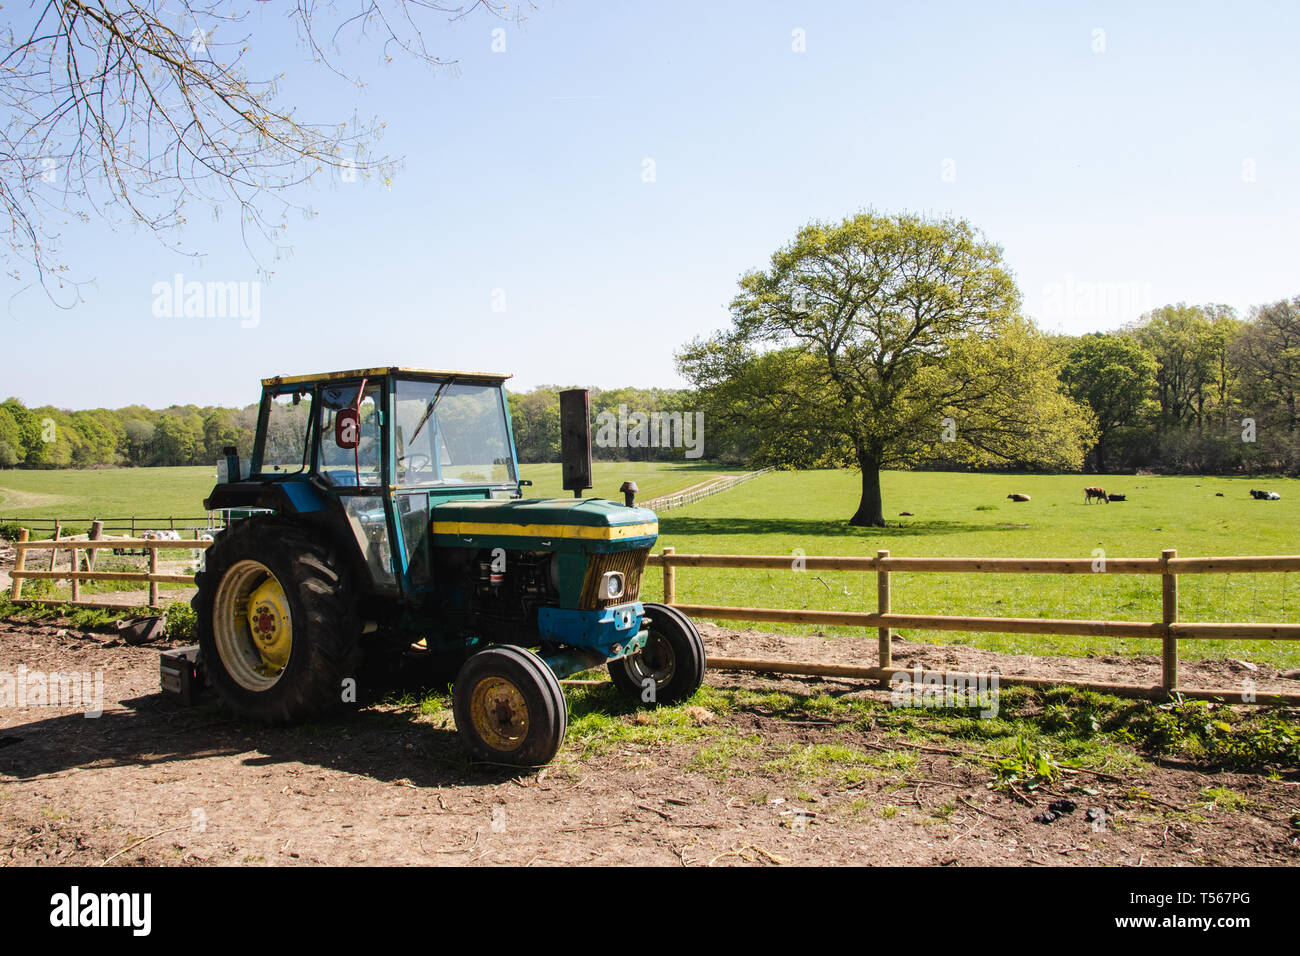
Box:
559;388;593;499
222;445;241;482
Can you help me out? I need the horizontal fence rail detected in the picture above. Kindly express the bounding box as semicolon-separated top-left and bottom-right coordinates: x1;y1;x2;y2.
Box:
0;516;225;536
648;547;1300;705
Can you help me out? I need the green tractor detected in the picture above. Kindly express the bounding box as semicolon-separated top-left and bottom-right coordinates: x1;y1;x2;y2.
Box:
193;367;705;765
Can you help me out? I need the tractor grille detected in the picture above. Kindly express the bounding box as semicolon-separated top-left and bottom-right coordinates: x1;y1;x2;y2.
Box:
580;548;650;609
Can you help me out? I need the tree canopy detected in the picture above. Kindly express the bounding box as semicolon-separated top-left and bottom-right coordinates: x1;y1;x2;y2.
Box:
678;211;1094;526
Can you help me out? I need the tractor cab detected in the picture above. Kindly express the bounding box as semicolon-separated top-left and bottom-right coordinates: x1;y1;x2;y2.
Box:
194;367;706;766
206;367;522;597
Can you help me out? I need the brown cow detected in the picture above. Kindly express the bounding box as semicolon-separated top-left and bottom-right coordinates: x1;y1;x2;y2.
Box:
1084;486;1108;504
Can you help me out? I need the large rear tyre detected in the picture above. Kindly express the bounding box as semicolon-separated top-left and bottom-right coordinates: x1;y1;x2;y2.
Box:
453;646;567;766
608;603;706;706
194;517;361;723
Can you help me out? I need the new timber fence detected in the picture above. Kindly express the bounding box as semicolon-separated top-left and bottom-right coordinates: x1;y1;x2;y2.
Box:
647;547;1300;706
7;529;1300;705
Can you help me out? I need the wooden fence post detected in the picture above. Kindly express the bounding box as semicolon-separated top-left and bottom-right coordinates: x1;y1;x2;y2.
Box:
662;546;676;605
149;544;160;608
70;548;80;602
877;549;893;670
87;520;103;571
1162;548;1178;693
12;528;27;600
48;520;60;571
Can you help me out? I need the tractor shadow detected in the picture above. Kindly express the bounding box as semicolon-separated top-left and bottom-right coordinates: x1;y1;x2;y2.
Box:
0;680;538;790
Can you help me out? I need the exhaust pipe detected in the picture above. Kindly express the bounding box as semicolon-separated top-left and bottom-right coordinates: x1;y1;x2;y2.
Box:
559;389;593;499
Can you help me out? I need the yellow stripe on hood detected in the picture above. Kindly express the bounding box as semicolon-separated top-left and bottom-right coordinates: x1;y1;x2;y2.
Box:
430;520;658;540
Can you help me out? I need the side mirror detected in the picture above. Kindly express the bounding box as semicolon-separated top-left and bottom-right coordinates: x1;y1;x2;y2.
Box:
335;408;360;449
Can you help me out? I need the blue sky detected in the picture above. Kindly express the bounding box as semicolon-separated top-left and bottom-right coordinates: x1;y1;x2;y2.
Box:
5;0;1298;409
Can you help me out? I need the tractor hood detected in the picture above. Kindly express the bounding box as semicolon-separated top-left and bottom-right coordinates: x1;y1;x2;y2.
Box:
428;497;658;552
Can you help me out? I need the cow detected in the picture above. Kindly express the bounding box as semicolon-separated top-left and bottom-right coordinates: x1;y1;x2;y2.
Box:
1007;493;1031;502
1107;493;1126;502
1084;486;1108;504
1248;489;1281;500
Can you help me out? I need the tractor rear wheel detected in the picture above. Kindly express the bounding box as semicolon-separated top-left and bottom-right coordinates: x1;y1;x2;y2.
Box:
452;646;567;766
608;603;706;706
194;517;361;723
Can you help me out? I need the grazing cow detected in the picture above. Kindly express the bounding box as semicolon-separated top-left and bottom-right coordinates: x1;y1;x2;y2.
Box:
1007;493;1031;502
1107;493;1126;502
1084;486;1108;504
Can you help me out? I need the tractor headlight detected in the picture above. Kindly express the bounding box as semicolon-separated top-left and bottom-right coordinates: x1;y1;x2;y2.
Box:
598;571;626;600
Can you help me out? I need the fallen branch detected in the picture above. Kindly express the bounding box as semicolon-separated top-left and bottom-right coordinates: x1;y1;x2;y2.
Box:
99;824;189;866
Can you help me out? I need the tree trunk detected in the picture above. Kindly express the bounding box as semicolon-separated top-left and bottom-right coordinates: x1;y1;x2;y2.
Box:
849;452;886;527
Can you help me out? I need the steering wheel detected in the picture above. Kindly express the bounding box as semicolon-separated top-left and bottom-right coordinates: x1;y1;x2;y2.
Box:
404;453;432;473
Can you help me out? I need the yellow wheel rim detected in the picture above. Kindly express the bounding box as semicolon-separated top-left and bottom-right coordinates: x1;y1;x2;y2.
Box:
213;560;293;692
246;576;293;674
468;677;530;753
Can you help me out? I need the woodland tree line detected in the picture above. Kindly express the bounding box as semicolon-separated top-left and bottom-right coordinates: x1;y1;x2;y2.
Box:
1;295;1296;475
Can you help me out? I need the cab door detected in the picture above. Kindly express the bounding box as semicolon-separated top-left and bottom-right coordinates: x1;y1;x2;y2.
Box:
316;379;399;593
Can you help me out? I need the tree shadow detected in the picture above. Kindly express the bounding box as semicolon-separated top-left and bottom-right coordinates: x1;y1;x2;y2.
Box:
659;515;1027;539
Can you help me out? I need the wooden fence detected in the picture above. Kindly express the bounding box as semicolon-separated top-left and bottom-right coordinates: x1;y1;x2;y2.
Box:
639;467;774;513
648;547;1300;705
8;530;211;610
8;529;1300;704
0;516;225;537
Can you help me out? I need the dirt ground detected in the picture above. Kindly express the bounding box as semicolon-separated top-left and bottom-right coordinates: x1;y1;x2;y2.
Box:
1;612;1297;867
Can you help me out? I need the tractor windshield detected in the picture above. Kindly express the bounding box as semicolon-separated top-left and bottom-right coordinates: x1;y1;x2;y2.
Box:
255;387;313;475
394;379;516;488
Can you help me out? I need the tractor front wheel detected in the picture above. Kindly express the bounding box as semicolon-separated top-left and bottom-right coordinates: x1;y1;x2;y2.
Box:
195;517;361;724
608;603;706;706
452;646;567;766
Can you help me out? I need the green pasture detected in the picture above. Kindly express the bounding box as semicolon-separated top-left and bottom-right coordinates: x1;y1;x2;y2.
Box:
0;462;742;531
518;461;744;501
0;466;219;526
644;470;1300;668
4;464;1298;667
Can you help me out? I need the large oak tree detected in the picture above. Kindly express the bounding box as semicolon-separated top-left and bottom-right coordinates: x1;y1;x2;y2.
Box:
679;212;1094;526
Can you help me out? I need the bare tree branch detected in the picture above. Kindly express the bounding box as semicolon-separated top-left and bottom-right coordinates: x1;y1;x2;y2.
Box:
1;0;526;305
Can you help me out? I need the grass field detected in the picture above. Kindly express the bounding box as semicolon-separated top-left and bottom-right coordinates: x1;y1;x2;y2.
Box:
0;461;744;529
644;470;1300;668
3;464;1298;667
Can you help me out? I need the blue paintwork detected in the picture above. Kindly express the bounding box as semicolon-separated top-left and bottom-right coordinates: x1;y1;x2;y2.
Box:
278;478;329;514
537;602;645;656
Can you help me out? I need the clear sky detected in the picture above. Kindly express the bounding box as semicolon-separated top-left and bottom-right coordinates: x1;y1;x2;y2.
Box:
4;0;1298;410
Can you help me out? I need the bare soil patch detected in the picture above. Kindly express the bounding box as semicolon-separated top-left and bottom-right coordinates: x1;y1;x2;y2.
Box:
0;615;1296;867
